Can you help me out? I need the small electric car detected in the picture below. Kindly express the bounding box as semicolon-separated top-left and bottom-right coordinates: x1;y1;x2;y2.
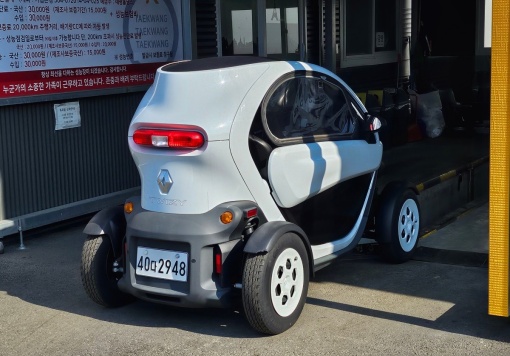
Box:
81;56;420;335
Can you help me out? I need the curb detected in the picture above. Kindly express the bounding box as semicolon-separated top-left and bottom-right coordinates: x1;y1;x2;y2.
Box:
413;246;488;268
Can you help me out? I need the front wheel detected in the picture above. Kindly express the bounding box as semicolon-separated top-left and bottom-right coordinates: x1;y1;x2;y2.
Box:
377;185;420;263
242;233;309;335
81;235;133;307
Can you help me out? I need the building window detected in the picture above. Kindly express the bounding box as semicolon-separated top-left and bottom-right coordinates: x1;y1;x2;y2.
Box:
232;10;255;54
342;0;398;68
483;0;492;47
374;0;396;52
345;0;372;56
219;0;304;60
476;0;492;54
265;0;300;60
221;0;258;56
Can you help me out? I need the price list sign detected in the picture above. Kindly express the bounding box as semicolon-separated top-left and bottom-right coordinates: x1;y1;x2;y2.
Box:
0;0;183;99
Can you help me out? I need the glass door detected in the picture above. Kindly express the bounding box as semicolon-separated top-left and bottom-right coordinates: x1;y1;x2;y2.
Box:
219;0;301;60
221;0;259;56
265;0;300;60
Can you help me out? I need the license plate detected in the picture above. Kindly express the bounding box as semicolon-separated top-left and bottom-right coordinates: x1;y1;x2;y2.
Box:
136;246;188;282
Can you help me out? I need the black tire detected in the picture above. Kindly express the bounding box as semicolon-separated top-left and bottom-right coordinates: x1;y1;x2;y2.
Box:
242;233;309;335
81;235;133;307
376;184;420;263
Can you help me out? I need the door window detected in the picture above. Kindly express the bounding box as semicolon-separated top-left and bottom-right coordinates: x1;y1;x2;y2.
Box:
262;75;359;145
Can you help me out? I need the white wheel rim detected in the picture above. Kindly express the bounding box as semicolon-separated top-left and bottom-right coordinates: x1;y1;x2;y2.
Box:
398;198;420;252
270;248;304;317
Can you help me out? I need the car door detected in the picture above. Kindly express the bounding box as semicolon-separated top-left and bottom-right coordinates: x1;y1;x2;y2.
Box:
261;72;382;245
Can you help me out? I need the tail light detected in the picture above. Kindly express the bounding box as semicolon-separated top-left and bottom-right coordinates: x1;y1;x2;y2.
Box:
133;128;205;149
245;208;258;219
214;246;223;275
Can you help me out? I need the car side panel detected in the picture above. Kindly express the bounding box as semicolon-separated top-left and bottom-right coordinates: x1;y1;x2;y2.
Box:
128;62;271;141
268;140;382;208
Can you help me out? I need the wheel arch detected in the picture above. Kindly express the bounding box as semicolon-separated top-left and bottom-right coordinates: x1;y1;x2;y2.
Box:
243;221;314;277
83;205;126;258
380;180;419;197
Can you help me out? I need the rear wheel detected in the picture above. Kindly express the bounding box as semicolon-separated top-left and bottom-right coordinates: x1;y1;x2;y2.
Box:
81;235;133;307
377;185;420;263
242;233;309;335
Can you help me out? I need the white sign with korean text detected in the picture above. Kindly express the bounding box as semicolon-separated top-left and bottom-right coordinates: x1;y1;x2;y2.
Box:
0;0;183;99
0;0;183;72
54;101;81;130
376;32;385;48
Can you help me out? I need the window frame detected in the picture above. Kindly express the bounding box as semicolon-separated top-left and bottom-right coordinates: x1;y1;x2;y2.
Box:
476;0;492;55
340;0;401;68
215;0;306;60
261;71;362;146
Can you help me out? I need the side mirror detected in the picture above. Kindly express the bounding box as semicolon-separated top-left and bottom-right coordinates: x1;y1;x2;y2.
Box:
364;114;384;132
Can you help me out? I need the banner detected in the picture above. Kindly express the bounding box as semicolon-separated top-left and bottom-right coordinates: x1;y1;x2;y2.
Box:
0;0;183;99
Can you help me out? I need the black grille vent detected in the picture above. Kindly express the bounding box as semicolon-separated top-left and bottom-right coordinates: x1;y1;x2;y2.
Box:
195;0;218;58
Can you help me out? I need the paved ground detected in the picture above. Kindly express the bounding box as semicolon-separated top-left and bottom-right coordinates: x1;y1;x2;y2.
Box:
416;202;489;268
0;211;509;356
420;202;488;253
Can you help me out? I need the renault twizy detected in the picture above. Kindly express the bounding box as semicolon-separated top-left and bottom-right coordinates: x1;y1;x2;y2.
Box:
81;57;420;335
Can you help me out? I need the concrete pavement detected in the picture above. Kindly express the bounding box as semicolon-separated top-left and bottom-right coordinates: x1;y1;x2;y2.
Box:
416;201;489;267
0;207;508;355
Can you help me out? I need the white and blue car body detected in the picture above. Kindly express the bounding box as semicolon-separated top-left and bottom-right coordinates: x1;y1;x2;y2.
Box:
81;57;420;335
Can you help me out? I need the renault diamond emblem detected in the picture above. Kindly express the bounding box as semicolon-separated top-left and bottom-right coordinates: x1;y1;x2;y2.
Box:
157;169;173;194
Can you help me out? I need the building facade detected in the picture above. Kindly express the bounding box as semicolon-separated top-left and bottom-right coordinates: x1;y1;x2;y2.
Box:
0;0;492;236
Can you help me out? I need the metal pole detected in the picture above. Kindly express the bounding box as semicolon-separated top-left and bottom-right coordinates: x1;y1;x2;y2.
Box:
18;219;26;250
489;0;510;318
400;0;412;87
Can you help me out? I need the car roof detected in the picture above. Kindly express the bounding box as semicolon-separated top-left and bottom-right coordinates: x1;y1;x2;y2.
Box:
161;56;275;73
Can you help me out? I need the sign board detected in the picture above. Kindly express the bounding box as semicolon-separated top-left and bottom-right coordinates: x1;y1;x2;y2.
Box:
54;101;80;130
0;0;183;99
376;32;385;48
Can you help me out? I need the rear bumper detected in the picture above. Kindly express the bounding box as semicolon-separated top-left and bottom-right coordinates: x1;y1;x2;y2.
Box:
118;197;258;308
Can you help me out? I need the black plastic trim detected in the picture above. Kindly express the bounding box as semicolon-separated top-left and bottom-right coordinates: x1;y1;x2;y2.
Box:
161;56;275;72
82;205;126;258
244;221;314;277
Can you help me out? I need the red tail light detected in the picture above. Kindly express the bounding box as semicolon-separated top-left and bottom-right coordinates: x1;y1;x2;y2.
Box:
133;129;205;149
214;247;223;274
245;208;258;219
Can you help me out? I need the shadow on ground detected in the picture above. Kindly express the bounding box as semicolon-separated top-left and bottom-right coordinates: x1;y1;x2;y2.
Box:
0;222;508;342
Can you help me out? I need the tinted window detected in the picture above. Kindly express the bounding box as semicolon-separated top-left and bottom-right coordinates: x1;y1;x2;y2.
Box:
262;76;358;144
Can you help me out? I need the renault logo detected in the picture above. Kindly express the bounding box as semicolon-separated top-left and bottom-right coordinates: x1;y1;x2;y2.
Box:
157;169;173;194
